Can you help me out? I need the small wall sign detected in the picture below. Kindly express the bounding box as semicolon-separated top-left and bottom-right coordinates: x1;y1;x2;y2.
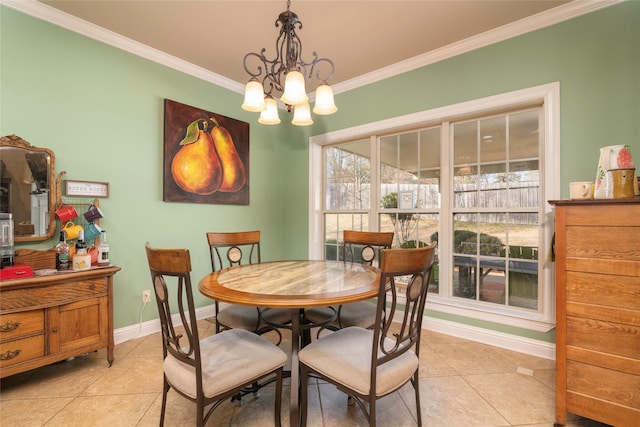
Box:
399;191;414;209
65;180;110;197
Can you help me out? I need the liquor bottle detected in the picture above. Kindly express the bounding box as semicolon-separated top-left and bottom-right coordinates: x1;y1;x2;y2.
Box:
72;230;90;271
55;231;70;271
98;230;109;266
75;230;87;254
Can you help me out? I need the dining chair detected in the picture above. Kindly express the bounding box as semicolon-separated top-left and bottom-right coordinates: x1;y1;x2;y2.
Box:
305;230;394;331
299;243;437;427
145;243;287;427
206;231;291;342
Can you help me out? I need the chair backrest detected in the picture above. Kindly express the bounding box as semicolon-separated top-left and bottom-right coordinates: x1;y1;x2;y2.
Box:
372;243;437;369
206;231;261;272
343;230;394;267
145;243;202;372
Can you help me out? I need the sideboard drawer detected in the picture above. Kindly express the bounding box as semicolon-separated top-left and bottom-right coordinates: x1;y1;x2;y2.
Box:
1;279;107;312
0;310;44;341
0;334;45;368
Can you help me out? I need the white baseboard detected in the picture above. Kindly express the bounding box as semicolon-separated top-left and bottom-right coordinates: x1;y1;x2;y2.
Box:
114;304;217;345
423;316;556;360
114;303;555;361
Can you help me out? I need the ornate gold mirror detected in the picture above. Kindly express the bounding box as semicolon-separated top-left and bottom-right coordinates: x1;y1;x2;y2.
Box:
1;135;56;242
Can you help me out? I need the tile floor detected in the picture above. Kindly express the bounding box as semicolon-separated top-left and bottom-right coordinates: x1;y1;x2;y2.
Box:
1;319;610;426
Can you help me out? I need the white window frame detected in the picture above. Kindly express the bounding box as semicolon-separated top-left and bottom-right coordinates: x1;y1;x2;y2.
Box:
309;82;560;332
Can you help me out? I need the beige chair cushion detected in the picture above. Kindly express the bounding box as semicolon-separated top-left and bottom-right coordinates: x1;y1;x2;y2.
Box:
299;327;418;396
336;301;376;328
164;328;287;399
218;305;290;330
305;301;376;329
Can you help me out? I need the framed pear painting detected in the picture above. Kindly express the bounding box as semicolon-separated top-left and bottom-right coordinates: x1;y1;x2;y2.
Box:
163;99;249;205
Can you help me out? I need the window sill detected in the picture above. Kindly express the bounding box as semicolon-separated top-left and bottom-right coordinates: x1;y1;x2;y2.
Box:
425;295;555;333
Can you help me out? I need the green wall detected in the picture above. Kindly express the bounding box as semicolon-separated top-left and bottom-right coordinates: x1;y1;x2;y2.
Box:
2;2;639;343
298;1;640;192
283;1;640;343
0;6;291;329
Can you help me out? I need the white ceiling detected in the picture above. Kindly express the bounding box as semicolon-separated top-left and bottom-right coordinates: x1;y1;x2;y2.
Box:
23;0;609;94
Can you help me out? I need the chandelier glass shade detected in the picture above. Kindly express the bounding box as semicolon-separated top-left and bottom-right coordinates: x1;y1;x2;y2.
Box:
258;96;281;125
241;0;337;125
292;102;313;126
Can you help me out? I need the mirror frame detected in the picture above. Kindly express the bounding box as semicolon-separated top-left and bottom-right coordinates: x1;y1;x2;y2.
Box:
1;134;57;243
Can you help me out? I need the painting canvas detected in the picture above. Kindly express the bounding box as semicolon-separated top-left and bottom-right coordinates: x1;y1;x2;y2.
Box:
163;99;249;205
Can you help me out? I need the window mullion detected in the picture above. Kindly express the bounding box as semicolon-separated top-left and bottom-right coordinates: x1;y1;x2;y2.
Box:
370;135;380;231
440;122;453;297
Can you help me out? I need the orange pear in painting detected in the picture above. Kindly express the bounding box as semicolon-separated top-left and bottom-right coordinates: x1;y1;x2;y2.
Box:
171;120;223;195
209;117;246;192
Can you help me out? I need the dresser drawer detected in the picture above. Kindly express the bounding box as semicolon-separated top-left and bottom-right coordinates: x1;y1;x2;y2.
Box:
1;279;107;312
567;360;640;410
0;334;45;368
0;310;44;341
567;316;640;360
566;225;640;262
566;271;640;312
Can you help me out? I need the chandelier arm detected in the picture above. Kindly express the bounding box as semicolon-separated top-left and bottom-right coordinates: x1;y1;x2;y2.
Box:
243;48;286;95
304;56;335;83
242;50;267;80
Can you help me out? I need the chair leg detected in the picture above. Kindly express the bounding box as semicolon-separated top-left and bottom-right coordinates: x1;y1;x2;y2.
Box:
196;396;205;427
347;395;355;406
274;368;283;427
231;393;242;407
369;398;376;427
214;301;222;334
160;377;169;427
300;365;309;427
413;372;422;427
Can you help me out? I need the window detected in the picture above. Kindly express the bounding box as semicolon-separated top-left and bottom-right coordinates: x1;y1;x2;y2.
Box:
310;83;559;331
324;139;372;260
451;110;540;310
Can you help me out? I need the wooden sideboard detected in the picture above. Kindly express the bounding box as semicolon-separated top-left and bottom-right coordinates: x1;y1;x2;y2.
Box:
0;265;120;378
549;198;640;426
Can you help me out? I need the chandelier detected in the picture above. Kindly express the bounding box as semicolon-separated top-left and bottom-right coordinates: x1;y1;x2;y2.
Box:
241;0;337;126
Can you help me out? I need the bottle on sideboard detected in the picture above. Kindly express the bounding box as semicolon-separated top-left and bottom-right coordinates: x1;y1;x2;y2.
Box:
98;230;109;266
72;230;90;271
75;230;87;254
55;231;70;271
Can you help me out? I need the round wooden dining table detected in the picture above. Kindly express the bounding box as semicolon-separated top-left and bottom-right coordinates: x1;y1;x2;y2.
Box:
198;259;381;427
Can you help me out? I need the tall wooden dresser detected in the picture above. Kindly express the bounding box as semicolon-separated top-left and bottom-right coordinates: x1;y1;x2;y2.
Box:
550;198;640;426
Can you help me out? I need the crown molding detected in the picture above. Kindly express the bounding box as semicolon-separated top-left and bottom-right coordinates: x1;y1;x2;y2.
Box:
332;0;624;94
0;0;244;93
2;0;624;96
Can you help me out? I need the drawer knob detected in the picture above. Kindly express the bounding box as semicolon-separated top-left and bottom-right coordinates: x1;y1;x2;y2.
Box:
0;321;21;332
0;349;22;361
89;284;96;290
52;327;58;333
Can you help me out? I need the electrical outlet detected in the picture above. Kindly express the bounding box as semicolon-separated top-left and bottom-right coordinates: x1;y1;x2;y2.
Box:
142;290;151;304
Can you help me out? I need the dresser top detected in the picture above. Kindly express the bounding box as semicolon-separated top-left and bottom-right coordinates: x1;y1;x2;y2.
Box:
548;197;640;206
